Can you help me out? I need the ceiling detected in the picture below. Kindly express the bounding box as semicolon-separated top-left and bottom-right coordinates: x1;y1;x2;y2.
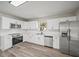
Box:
0;1;79;20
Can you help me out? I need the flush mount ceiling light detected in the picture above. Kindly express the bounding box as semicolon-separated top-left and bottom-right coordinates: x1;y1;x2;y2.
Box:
10;1;26;7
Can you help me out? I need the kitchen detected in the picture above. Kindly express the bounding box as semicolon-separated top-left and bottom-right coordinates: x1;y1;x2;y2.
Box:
0;1;79;57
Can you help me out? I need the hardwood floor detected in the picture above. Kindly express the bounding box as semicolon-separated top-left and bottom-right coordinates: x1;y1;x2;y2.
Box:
0;42;71;57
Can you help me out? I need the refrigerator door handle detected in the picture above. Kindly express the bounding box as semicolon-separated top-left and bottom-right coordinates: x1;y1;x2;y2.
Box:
67;29;71;41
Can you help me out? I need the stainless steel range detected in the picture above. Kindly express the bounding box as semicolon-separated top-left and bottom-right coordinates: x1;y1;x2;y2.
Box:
9;33;23;46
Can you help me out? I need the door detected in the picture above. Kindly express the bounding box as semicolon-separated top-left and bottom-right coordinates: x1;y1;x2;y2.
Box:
70;21;79;56
59;21;70;54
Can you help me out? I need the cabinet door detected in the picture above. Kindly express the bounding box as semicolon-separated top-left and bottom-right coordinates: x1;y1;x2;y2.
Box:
36;35;44;45
16;20;22;29
30;21;38;30
24;22;28;29
21;21;27;29
2;17;10;29
4;35;12;50
23;33;29;42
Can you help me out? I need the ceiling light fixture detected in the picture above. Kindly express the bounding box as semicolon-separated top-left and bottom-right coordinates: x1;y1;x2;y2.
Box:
10;1;26;7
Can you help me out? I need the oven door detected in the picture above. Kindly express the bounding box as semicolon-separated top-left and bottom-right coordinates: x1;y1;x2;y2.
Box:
12;36;23;45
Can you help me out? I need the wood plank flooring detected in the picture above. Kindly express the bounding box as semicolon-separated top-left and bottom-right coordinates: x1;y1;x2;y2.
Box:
0;42;71;57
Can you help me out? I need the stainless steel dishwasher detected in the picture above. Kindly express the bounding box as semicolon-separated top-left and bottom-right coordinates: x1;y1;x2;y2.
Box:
44;36;53;48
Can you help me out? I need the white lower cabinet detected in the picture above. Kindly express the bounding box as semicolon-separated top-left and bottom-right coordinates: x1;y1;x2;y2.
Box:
36;35;44;45
1;35;12;51
23;32;44;46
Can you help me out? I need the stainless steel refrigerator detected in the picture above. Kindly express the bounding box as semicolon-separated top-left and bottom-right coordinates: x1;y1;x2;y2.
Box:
59;21;79;56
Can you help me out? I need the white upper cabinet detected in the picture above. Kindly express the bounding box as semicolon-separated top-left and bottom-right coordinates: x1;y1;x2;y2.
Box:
1;16;23;29
17;21;38;30
21;21;27;29
22;21;38;30
0;16;38;30
1;16;16;29
27;21;38;30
